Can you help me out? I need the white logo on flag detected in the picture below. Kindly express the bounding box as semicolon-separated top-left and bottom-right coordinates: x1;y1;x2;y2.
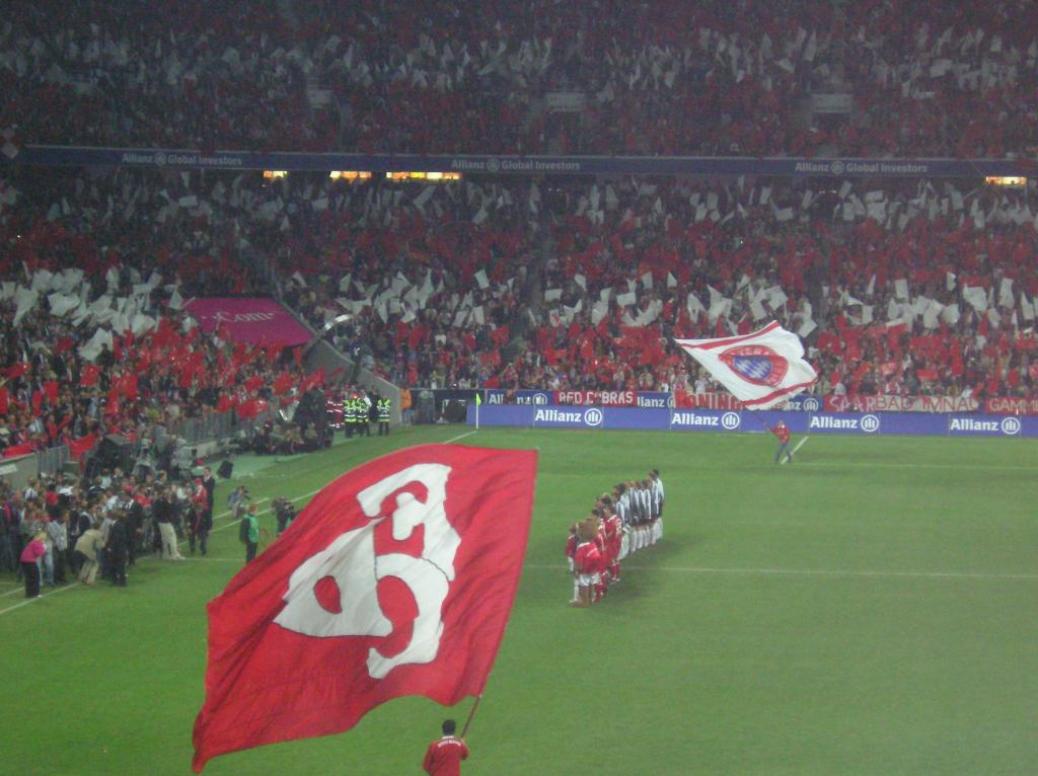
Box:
274;464;458;678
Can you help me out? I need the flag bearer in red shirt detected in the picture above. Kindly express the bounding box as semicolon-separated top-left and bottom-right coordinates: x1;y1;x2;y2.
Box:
423;719;470;776
771;420;793;464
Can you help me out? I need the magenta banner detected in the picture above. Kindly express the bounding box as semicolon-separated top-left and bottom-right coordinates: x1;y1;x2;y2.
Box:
184;298;312;346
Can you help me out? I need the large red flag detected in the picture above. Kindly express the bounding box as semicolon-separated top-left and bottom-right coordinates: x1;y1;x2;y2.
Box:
192;444;538;772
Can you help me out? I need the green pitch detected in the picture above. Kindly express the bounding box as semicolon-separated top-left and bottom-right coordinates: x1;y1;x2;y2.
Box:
2;426;1036;775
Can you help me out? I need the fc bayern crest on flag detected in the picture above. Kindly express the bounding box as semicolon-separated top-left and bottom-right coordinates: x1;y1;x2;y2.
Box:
675;322;818;409
718;344;789;387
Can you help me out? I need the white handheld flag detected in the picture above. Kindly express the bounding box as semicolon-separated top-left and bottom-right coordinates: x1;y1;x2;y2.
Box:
675;322;818;409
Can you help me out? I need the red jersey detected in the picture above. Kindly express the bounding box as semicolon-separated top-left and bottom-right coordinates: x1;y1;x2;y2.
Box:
564;534;577;561
771;424;790;444
574;541;602;574
423;735;469;776
604;514;623;558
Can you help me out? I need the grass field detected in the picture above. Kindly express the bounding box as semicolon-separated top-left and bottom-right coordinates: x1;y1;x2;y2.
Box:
2;424;1036;776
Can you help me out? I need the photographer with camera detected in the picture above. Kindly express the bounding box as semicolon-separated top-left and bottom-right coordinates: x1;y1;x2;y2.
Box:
273;497;296;536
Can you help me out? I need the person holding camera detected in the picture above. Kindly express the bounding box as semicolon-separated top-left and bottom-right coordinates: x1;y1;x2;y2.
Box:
274;497;296;535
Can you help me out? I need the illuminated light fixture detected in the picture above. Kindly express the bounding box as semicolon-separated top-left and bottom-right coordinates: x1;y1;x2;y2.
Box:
384;171;462;182
329;171;372;181
985;176;1027;187
263;170;288;180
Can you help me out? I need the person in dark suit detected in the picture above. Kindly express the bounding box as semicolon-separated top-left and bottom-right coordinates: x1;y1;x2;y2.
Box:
106;512;130;587
201;466;217;527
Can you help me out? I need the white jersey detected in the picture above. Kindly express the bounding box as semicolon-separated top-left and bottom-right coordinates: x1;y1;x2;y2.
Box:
651;478;664;514
615;497;630;525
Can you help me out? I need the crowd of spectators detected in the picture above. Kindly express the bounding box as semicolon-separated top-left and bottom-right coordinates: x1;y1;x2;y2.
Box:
2;0;1038;157
271;171;1038;404
4;163;1038;443
0;165;339;462
0;463;302;595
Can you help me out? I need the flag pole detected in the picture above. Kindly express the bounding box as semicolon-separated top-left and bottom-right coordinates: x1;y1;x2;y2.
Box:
745;408;771;431
460;695;482;739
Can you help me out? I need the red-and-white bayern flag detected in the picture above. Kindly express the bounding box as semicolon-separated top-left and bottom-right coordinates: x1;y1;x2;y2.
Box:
192;444;538;772
675;322;818;409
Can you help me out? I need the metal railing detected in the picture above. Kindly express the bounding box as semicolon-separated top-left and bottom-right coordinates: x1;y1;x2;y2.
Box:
166;407;279;447
36;445;70;477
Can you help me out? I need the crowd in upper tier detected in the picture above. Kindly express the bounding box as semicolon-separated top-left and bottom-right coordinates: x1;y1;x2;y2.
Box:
266;171;1038;404
5;162;1032;419
2;0;1038;157
4;165;1038;418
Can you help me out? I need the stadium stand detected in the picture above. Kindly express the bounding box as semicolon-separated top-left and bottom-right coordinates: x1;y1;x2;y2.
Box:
1;0;1036;156
270;173;1038;403
4;166;1038;428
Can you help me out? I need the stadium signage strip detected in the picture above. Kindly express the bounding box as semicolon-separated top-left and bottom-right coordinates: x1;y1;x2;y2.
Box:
482;389;675;408
7;146;1030;178
468;405;1033;437
480;390;1023;415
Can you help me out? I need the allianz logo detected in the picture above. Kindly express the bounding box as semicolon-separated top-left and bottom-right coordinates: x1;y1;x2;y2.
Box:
949;416;1021;435
809;414;880;433
637;396;670;408
533;408;604;426
671;411;741;430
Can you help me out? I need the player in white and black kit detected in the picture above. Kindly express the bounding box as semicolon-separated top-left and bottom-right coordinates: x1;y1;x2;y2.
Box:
634;479;650;550
649;469;664;543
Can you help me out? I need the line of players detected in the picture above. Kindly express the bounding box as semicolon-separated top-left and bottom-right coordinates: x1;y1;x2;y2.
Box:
565;470;664;607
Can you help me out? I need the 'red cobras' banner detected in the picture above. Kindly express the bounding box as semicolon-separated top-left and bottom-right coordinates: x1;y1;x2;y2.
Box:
192;444;538;772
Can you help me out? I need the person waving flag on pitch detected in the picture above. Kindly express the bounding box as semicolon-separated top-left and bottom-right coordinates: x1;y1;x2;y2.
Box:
676;322;817;462
192;444;538;772
771;420;793;464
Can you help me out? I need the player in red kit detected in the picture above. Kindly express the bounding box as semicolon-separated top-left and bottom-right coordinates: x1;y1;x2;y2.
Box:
771;420;793;464
598;496;622;584
423;719;469;776
572;517;602;607
591;508;610;601
564;523;579;603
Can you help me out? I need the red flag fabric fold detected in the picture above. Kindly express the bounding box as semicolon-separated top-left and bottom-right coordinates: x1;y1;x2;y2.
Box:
66;433;98;461
192;444;537;772
80;363;101;387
